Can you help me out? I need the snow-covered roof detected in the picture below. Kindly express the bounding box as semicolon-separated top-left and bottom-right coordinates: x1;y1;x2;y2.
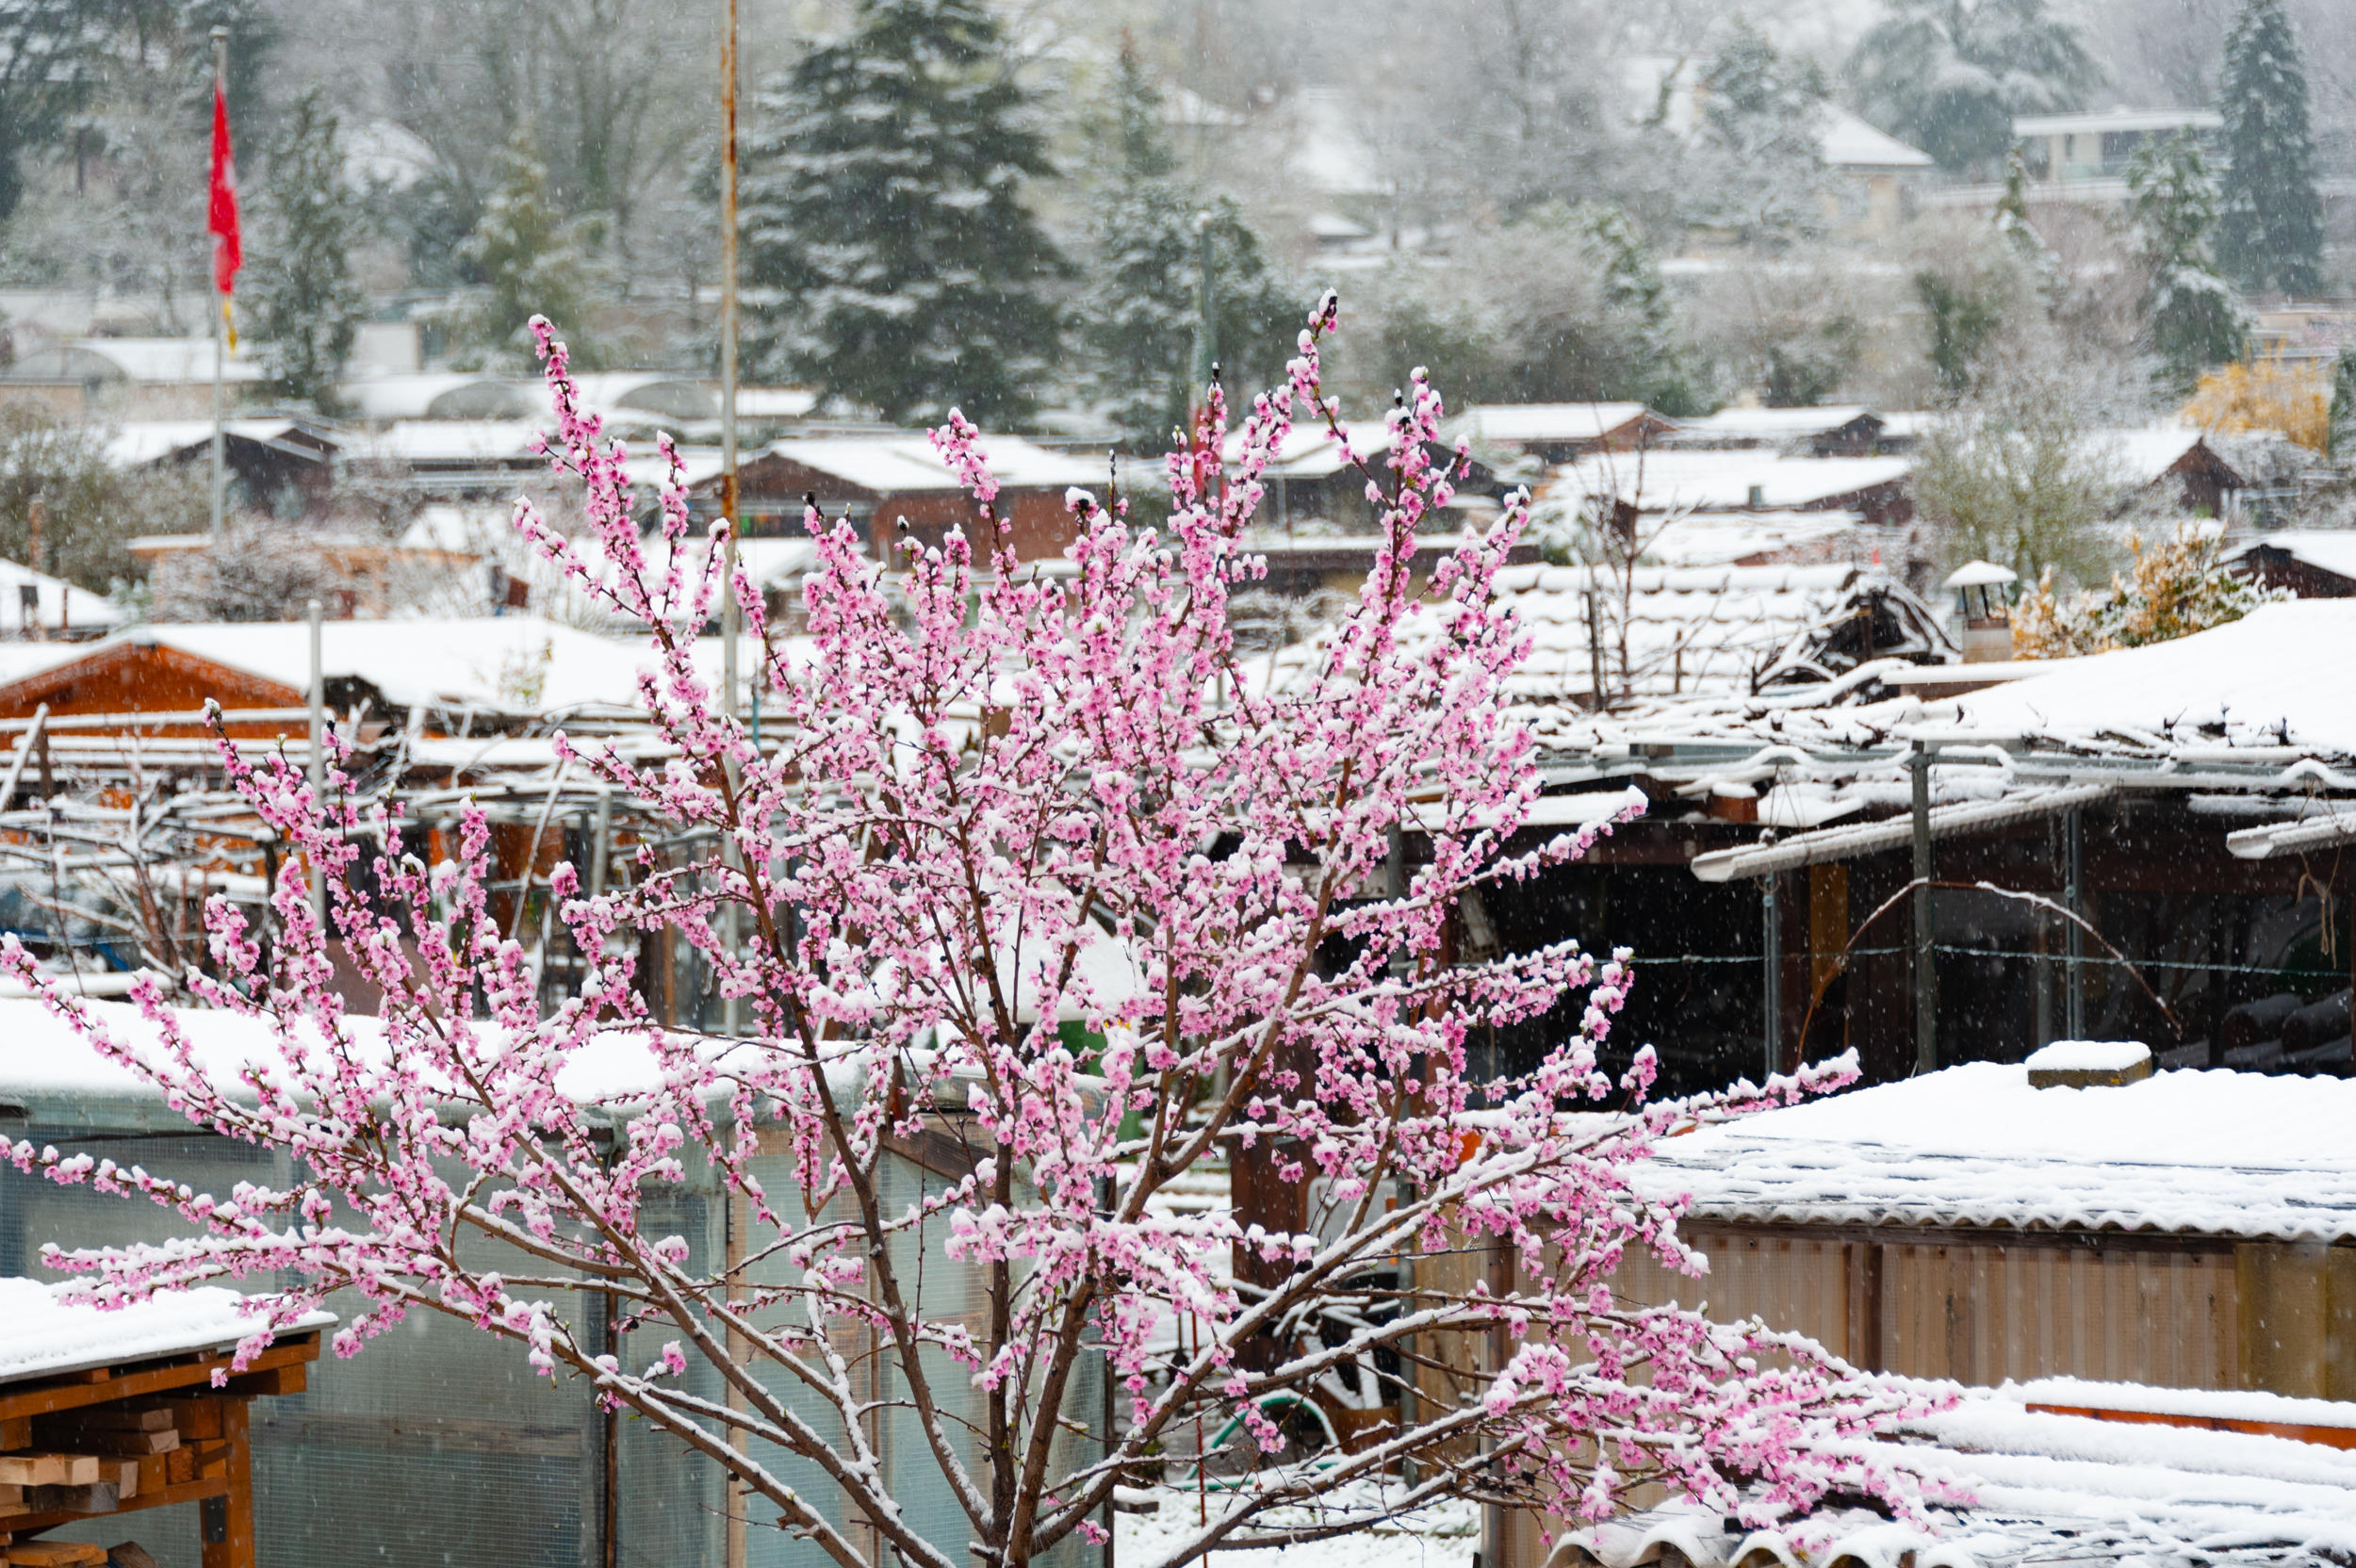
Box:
338;373;537;422
1366;562;1917;709
0;994;759;1117
9;337;269;385
1283;85;1384;199
343;118;435;191
1818;104;1934;169
736;388;818;419
1671;405;1879;445
0;1279;335;1386
1549;452;1914;512
2102;425;2236;487
623;447;728;494
0;640;96;684
1951;600;2356;754
0;555;122;633
104;418;328;469
1644;1059;2356;1241
2015;107;2223;138
569;373;717;423
30;616;669;718
760;433;1104;495
2244;531;2356;581
1636;512;1867;567
355;420;545;464
1449;403;1659;447
1560;1390;2356;1568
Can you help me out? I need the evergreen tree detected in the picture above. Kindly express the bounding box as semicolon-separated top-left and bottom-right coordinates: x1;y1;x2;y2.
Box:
1079;47;1294;449
246;89;367;409
741;0;1067;427
2128;132;2251;396
1845;0;2101;175
458;131;603;368
1698;20;1833;243
1993;146;2040;261
2216;0;2322;297
2329;350;2356;460
1577;204;1698;413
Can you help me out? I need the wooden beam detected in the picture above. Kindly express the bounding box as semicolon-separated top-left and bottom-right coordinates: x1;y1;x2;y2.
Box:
0;1335;319;1423
0;1474;227;1535
197;1400;252;1568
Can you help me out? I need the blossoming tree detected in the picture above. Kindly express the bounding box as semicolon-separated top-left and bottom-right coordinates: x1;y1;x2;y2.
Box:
6;300;1927;1568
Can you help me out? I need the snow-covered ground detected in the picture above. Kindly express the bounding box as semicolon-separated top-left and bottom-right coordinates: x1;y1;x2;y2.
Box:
1116;1486;1479;1568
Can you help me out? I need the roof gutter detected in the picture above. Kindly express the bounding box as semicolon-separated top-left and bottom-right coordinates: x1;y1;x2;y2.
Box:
1690;782;2116;882
2226;811;2356;859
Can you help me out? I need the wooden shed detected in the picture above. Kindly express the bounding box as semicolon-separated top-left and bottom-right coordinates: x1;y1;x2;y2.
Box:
1449;403;1678;464
715;434;1104;563
1612;1057;2356;1397
2237;532;2356;598
0;617;665;746
0;1282;324;1568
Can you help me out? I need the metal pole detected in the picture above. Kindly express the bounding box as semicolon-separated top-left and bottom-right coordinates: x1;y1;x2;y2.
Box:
306;597;325;921
717;0;743;1040
590;786;611;901
207;25;229;542
1762;873;1781;1080
2065;806;2085;1037
1912;740;1935;1074
1189;209;1217;396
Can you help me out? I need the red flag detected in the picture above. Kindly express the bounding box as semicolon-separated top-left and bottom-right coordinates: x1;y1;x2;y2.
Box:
208;81;241;315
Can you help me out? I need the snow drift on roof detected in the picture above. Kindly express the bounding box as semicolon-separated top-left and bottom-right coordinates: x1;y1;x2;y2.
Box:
1644;1058;2356;1239
1952;600;2356;753
0;1278;335;1386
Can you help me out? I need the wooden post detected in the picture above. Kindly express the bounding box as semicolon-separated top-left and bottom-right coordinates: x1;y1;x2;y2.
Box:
198;1398;253;1568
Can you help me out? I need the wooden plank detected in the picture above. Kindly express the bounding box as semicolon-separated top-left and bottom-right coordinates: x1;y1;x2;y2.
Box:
103;1457;139;1501
24;1480;118;1513
218;1366;302;1399
0;1419;25;1451
0;1336;320;1423
162;1449;193;1488
0;1475;227;1536
153;1401;220;1443
0;1457;98;1487
42;1408;171;1434
4;1542;108;1567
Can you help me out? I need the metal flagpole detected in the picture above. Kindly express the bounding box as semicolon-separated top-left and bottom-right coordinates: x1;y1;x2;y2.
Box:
307;597;325;919
716;0;744;1041
207;25;229;541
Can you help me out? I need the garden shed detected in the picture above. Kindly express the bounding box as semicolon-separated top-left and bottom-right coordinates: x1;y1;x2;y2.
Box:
1613;1054;2356;1397
0;998;1093;1568
0;1282;328;1568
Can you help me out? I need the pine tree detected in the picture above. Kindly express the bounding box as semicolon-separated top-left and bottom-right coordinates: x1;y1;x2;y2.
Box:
246;88;367;409
2216;0;2323;298
1078;47;1294;449
458;131;603;368
1699;20;1833;243
1578;204;1697;413
2128;132;2251;396
741;0;1067;427
2329;350;2356;460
